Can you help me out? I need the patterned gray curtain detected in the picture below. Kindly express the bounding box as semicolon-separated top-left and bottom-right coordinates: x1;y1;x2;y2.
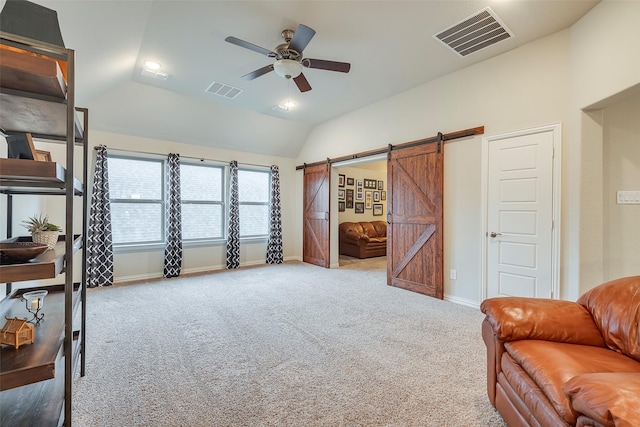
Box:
266;165;283;264
163;153;182;278
226;160;240;269
87;145;114;287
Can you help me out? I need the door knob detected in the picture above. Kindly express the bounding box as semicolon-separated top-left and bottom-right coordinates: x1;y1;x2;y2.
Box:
490;232;502;238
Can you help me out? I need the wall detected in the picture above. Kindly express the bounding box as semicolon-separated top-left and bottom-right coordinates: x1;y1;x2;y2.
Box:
570;1;640;295
297;30;572;305
88;130;300;283
602;94;640;280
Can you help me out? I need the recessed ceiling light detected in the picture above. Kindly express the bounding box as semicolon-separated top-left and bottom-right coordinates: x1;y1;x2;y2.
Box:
143;60;161;70
279;99;296;111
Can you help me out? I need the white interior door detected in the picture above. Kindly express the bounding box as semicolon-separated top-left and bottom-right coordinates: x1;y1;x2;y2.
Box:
483;124;560;299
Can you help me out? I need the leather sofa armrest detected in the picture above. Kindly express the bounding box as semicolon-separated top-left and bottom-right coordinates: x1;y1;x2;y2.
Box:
564;373;640;427
482;318;504;407
480;297;605;346
341;231;367;243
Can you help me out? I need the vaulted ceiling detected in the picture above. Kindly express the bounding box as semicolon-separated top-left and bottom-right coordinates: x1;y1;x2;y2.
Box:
4;0;599;157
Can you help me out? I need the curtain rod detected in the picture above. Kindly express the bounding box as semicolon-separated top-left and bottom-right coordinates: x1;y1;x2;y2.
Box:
94;145;271;169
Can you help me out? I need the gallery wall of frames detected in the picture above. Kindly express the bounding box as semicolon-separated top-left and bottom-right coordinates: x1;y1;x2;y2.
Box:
336;163;386;223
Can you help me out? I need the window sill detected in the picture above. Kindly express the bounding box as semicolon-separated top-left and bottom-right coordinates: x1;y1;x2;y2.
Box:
113;236;267;253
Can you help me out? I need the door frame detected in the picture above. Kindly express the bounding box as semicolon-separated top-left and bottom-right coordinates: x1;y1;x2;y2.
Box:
330;155;387;268
480;123;562;300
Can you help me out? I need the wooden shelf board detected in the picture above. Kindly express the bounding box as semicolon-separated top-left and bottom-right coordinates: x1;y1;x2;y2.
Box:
0;92;84;140
0;46;67;99
0;158;83;195
0;285;69;391
0;362;65;427
0;235;82;283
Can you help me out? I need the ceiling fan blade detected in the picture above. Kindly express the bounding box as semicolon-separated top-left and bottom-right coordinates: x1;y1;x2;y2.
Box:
293;73;312;92
288;24;316;54
303;58;351;73
242;64;274;80
225;36;275;57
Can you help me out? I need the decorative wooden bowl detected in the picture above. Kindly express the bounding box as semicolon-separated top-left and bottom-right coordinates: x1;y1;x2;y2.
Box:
0;242;49;263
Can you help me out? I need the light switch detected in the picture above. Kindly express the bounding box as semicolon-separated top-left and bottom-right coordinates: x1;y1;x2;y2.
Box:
617;191;640;204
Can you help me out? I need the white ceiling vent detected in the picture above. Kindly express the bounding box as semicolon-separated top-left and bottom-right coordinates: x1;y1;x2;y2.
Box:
433;7;513;57
206;81;242;99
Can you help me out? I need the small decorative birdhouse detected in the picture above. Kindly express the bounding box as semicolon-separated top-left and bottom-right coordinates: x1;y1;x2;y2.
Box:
1;316;34;349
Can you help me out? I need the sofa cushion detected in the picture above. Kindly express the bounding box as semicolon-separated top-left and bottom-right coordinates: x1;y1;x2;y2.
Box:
370;220;387;237
564;372;640;427
504;340;640;425
577;276;640;362
359;222;377;237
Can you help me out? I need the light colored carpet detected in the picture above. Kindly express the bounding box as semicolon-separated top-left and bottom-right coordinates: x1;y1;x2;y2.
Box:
72;260;506;427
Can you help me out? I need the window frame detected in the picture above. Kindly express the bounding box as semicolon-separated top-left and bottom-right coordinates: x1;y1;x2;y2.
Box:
180;161;226;243
237;167;271;239
106;153;273;250
107;154;166;248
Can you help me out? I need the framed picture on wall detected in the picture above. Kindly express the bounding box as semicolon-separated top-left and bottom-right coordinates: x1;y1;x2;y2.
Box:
356;190;363;201
356;179;363;190
364;179;377;189
373;191;380;202
381;191;386;201
346;189;354;202
35;150;52;162
347;177;354;186
338;189;345;200
365;191;372;209
355;202;364;213
373;204;383;216
338;174;345;187
338;201;345;212
378;180;384;190
346;200;354;209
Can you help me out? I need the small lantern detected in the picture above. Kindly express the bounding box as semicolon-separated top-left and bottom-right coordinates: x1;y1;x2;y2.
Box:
1;316;35;349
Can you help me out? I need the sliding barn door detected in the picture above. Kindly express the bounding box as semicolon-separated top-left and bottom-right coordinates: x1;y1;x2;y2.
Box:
387;143;444;298
303;164;330;268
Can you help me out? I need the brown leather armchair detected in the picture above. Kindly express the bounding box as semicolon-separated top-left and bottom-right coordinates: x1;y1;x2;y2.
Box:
338;221;387;259
480;276;640;427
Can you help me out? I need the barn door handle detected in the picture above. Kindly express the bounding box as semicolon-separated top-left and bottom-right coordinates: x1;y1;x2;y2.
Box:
490;232;502;238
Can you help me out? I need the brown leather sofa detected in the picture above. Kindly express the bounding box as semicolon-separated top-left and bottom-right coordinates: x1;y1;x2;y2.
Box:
338;221;387;259
480;276;640;427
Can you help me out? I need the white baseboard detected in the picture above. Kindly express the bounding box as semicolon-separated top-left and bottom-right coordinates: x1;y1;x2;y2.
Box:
114;256;303;285
444;294;481;309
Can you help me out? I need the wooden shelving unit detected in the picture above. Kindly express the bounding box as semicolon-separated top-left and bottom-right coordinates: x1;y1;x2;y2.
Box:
0;27;87;427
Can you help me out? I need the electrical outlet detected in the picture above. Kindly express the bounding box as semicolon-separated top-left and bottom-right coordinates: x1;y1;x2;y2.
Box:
450;269;457;280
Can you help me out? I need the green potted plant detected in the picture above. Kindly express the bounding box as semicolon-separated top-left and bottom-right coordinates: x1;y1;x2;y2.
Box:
21;214;62;250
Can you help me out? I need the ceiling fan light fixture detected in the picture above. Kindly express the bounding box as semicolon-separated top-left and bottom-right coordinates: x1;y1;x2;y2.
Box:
282;99;296;110
273;59;302;79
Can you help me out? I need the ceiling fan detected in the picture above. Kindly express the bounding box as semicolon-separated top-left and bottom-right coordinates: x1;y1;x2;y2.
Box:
225;24;351;93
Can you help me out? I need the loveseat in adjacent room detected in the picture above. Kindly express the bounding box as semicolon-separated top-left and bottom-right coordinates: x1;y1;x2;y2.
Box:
338;221;387;259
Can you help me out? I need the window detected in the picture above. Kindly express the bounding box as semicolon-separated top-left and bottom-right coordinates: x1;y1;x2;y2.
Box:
238;169;270;237
108;156;164;245
181;163;224;241
107;155;271;246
